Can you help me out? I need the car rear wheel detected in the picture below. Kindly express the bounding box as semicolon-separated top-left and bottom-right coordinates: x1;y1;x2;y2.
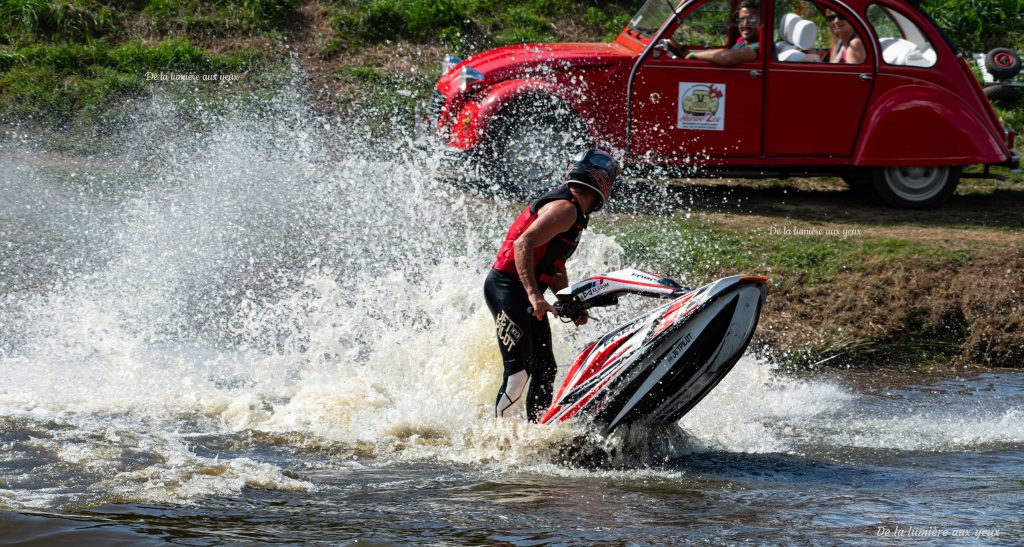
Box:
480;98;588;199
872;166;960;208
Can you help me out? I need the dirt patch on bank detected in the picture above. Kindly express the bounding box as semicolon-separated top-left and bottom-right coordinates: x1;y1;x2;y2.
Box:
668;180;1024;369
751;251;1024;369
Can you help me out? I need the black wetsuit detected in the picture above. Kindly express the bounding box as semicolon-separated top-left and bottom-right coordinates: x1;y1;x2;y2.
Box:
483;269;557;421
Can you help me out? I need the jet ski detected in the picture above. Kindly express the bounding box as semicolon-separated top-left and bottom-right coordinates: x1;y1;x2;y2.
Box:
539;269;767;434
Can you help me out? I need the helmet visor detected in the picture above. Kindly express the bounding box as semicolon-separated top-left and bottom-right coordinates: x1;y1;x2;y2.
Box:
586;152;618;176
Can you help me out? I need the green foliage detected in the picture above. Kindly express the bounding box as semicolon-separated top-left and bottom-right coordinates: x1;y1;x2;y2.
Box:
0;63;142;121
0;0;300;42
922;0;1024;52
602;216;978;286
333;63;435;138
995;102;1024;138
142;0;299;36
0;0;116;43
583;6;631;40
0;38;258;123
9;38;255;75
0;0;282;125
333;0;471;42
330;0;637;50
495;5;552;43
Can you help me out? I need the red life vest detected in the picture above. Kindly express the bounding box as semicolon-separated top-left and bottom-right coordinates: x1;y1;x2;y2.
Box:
492;184;589;287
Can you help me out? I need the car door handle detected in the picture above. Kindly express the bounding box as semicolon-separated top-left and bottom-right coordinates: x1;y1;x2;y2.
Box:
859;73;873;81
750;70;762;78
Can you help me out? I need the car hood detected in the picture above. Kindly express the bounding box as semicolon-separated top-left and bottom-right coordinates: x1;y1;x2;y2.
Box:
438;42;635;94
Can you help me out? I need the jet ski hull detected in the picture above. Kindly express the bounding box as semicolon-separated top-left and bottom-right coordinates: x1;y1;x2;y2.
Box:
540;275;766;433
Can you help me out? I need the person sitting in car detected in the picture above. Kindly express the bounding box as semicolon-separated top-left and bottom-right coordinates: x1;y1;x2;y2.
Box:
826;9;866;64
683;0;761;66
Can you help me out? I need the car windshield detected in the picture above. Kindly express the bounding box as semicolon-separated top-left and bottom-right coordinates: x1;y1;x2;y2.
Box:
629;0;676;36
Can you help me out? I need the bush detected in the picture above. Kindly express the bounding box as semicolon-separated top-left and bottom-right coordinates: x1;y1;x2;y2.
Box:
331;0;637;48
0;0;116;43
922;0;1024;52
334;0;471;42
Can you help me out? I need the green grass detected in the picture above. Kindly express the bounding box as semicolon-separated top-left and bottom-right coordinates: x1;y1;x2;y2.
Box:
0;38;259;123
332;0;470;43
995;102;1024;133
0;0;299;45
598;215;976;284
328;0;635;53
333;64;435;138
142;0;299;37
0;0;116;44
0;0;280;126
922;0;1024;53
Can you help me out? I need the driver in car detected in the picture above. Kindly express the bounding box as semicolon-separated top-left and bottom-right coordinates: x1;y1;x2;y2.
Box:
667;0;761;66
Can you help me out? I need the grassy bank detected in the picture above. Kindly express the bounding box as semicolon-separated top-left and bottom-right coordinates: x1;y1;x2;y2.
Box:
595;179;1024;370
0;38;259;125
0;0;299;129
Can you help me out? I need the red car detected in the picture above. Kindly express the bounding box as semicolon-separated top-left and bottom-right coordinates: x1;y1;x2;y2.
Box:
430;0;1020;207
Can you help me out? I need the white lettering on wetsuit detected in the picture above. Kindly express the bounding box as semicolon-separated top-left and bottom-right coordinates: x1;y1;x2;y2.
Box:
495;310;523;350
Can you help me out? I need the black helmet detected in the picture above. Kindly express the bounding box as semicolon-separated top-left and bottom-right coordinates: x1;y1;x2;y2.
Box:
566;148;619;212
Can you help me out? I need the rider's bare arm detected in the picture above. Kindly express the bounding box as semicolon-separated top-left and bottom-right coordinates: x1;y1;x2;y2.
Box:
549;268;568;294
513;201;577;320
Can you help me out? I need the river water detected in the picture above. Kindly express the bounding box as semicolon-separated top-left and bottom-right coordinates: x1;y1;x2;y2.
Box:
1;92;1021;544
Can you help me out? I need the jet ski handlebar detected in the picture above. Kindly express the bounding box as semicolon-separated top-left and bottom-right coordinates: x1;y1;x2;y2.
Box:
532;268;691;323
553;294;618;323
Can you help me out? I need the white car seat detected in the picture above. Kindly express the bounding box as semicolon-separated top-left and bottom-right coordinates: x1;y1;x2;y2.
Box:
879;37;936;67
776;13;818;62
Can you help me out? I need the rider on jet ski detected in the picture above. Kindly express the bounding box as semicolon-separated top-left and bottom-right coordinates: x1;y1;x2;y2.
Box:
483;148;620;421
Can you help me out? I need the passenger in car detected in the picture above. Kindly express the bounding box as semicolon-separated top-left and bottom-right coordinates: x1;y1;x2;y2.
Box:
684;0;761;66
826;9;866;64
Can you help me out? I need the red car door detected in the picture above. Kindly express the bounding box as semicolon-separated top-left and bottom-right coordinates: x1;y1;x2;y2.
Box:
763;1;875;157
628;0;765;164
